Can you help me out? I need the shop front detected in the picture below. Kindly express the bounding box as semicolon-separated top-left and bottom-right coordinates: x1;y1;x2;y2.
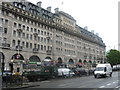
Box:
10;53;25;75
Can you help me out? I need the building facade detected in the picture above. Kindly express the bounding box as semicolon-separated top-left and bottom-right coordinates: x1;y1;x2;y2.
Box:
0;0;106;74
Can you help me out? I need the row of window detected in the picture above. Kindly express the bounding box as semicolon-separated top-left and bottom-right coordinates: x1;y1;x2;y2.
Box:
13;2;26;10
64;37;74;43
13;30;51;43
13;22;53;35
64;43;75;49
1;28;103;55
65;49;76;55
63;17;74;25
11;39;91;56
12;39;51;51
63;23;74;30
0;18;8;24
56;40;62;46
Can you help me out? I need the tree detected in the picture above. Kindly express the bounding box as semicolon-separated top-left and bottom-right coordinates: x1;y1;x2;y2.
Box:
106;49;120;66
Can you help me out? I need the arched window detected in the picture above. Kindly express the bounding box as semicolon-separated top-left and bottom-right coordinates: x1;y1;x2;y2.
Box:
29;55;41;62
69;59;74;64
58;57;62;64
11;53;24;60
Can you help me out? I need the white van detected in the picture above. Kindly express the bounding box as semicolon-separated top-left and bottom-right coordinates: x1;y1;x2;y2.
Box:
94;63;112;78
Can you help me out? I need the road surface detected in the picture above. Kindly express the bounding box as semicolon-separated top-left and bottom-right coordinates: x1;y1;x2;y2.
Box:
19;71;120;89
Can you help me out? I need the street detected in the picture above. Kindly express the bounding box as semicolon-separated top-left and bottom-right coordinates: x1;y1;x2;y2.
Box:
18;71;120;89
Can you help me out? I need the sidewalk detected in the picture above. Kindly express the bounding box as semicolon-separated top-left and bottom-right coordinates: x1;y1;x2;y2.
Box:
2;82;41;90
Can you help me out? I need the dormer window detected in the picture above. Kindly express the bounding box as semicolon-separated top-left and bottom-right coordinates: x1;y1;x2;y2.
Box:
14;2;17;7
18;4;22;8
23;6;26;10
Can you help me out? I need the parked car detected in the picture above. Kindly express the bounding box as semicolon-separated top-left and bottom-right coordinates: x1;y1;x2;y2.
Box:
74;68;87;76
57;68;75;77
3;71;12;76
72;68;81;76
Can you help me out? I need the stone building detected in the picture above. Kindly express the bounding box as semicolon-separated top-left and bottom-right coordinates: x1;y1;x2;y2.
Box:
0;0;106;74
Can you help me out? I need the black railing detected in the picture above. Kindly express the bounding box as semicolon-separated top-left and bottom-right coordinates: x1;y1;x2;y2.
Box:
2;75;28;88
16;46;22;51
33;33;38;36
46;50;52;55
32;48;39;53
2;43;10;49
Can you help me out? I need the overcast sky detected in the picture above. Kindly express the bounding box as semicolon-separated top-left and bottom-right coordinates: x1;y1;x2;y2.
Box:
28;0;119;51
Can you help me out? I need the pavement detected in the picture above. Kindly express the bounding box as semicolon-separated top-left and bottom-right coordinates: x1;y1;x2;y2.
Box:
2;82;41;90
1;76;80;90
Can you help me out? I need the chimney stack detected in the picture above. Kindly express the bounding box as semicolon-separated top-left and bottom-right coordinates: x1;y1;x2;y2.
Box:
47;6;51;12
37;1;42;7
54;8;59;13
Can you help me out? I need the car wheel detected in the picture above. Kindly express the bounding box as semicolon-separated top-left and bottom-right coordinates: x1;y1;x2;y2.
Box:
104;74;106;78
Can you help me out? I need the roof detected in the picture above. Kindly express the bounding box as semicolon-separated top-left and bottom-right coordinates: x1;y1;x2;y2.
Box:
59;11;76;21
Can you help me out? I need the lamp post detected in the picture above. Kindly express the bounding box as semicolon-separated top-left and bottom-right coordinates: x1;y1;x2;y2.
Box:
0;52;2;89
0;52;4;77
0;52;5;89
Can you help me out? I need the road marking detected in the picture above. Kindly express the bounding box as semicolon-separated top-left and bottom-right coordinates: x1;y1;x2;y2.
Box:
99;86;105;88
113;82;116;84
59;83;73;87
116;86;120;88
59;84;67;86
107;83;111;86
41;81;50;83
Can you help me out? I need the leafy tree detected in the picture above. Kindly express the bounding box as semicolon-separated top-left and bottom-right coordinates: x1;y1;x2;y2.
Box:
106;49;120;66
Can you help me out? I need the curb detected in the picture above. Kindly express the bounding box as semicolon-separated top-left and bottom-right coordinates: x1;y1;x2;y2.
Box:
2;84;40;90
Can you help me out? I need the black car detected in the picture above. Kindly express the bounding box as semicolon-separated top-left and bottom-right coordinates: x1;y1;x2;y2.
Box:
73;68;87;76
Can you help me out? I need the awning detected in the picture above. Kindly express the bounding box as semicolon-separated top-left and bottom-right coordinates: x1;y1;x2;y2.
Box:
76;63;85;65
44;59;51;62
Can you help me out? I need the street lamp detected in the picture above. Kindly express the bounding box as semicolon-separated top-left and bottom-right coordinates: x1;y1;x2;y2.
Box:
0;52;5;89
0;52;5;77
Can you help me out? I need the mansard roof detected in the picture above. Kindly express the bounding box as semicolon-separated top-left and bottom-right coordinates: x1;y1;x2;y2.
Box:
11;1;53;20
80;26;105;46
58;11;76;21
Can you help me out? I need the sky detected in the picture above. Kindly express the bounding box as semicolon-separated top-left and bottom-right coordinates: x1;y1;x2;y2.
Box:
28;0;119;51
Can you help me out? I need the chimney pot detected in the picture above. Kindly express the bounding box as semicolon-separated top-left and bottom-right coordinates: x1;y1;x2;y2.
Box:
37;1;42;7
47;6;51;12
54;8;59;13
